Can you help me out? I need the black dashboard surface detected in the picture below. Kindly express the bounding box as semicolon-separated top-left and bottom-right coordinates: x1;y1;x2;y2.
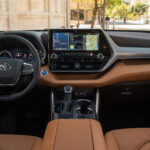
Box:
106;31;150;47
2;30;150;48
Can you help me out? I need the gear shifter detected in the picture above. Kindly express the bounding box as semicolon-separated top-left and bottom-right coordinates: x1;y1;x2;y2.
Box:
62;86;73;113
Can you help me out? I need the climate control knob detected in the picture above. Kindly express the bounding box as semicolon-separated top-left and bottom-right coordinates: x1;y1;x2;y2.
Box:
50;53;58;61
96;53;104;62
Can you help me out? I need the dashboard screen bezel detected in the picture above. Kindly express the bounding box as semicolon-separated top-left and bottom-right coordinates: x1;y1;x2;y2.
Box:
48;29;102;53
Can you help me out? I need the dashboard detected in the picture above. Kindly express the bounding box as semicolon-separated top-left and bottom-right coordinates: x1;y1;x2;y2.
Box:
1;29;150;88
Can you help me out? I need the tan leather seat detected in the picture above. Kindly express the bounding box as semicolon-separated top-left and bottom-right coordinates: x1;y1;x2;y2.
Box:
105;128;150;150
0;134;42;150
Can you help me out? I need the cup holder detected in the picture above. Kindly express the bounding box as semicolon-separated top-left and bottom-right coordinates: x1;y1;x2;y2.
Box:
75;99;94;115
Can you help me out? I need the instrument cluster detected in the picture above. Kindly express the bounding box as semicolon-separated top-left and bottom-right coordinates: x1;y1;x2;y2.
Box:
0;48;35;63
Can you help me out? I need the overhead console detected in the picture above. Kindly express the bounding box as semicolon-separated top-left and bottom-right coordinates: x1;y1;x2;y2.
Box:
49;29;112;73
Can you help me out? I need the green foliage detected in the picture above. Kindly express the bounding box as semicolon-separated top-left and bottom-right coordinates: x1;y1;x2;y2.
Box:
70;0;148;21
106;0;122;9
70;0;122;10
110;4;129;19
106;1;147;20
130;2;147;16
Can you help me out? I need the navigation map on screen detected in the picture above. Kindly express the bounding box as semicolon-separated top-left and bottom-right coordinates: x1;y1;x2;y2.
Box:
86;35;99;51
53;32;99;51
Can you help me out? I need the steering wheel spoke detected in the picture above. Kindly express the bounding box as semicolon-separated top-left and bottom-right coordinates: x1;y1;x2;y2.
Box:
22;62;34;75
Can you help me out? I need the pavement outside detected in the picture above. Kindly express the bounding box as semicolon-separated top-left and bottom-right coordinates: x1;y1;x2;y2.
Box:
72;20;150;31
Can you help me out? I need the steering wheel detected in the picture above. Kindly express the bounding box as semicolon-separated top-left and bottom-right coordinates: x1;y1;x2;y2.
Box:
0;35;41;101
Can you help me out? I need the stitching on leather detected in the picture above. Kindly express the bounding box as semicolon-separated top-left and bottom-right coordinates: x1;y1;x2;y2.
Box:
139;141;150;150
138;128;150;150
111;131;120;150
31;137;37;150
53;119;60;150
89;119;94;150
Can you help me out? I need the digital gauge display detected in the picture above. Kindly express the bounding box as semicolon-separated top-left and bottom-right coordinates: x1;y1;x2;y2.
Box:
0;49;35;63
0;50;12;58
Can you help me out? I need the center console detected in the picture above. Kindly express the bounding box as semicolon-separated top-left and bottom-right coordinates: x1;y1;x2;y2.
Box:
49;29;111;73
42;119;106;150
51;86;99;120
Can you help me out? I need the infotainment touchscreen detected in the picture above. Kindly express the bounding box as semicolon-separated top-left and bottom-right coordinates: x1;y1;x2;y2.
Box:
51;30;100;51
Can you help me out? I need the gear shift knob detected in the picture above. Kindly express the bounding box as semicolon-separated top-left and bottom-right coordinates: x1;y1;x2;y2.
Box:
64;86;73;95
64;86;73;103
62;86;73;113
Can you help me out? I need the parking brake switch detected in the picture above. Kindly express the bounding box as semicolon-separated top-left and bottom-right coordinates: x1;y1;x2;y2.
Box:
62;86;73;113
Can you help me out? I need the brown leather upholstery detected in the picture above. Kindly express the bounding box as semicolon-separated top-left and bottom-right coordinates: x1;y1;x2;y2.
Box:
0;134;42;150
42;119;106;150
38;60;150;88
105;128;150;150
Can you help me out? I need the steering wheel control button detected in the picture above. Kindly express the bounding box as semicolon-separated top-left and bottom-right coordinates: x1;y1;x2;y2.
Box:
22;63;34;75
41;70;48;76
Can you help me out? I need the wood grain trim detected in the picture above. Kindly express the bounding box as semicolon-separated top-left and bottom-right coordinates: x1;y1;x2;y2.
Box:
38;60;150;88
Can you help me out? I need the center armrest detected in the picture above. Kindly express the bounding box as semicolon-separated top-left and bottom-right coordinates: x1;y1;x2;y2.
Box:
42;119;106;150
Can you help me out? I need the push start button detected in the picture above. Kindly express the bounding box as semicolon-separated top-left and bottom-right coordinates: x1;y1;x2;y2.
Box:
41;70;48;76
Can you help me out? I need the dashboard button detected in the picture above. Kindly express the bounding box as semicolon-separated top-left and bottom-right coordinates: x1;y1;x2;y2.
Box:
86;65;93;69
74;63;80;69
41;70;48;76
96;53;104;62
50;53;58;61
61;65;69;69
81;57;85;62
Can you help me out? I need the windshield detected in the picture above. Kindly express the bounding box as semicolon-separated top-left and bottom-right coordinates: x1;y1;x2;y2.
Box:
0;0;150;31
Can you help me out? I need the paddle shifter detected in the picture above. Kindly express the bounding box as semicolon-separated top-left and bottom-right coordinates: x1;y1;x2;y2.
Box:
62;86;73;113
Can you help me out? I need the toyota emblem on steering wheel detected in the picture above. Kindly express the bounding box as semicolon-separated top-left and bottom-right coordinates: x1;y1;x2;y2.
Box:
0;63;12;72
